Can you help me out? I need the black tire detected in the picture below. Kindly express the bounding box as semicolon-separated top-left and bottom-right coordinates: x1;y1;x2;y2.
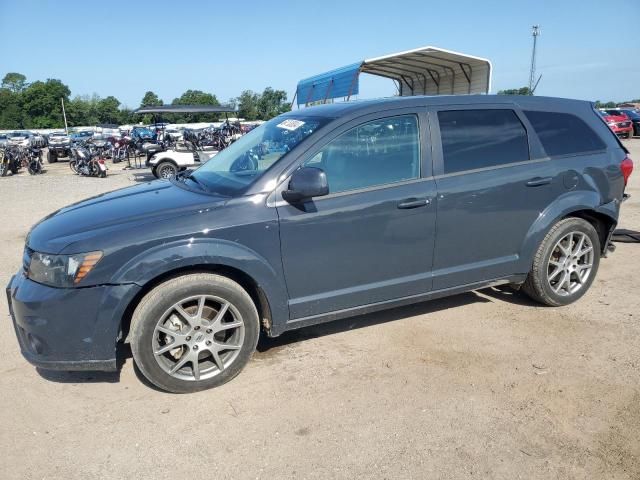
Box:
130;273;260;393
522;217;600;306
28;160;42;175
156;161;177;179
69;160;78;174
47;150;57;163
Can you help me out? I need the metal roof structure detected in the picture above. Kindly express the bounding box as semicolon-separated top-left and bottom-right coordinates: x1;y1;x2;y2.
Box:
133;105;237;114
295;46;492;107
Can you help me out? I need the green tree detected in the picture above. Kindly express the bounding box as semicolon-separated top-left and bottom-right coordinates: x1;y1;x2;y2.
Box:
235;90;260;120
141;91;163;107
1;72;27;93
257;87;290;119
96;96;121;124
497;86;532;96
20;79;71;128
0;87;23;128
170;89;220;122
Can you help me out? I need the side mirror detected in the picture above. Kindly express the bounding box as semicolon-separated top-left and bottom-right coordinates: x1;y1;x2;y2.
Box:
282;167;329;203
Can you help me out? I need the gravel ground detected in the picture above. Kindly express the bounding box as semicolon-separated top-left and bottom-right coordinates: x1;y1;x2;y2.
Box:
1;143;639;480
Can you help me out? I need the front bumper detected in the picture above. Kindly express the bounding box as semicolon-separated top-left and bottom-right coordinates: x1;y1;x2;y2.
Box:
6;273;141;371
49;144;70;153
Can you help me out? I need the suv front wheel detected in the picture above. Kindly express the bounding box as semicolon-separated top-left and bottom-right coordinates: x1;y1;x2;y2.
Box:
522;217;600;306
130;273;260;393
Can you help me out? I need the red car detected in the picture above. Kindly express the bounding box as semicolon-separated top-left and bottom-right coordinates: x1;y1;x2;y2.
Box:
598;110;633;138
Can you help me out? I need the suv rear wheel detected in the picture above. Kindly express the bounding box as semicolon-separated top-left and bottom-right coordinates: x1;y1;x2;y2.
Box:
130;273;260;393
47;150;57;163
522;217;600;306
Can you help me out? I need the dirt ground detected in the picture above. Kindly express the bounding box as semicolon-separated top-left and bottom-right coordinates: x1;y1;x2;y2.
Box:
1;141;639;480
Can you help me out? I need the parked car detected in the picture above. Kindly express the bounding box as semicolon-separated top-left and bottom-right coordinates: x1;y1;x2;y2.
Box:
47;131;72;162
7;131;35;147
130;126;157;144
7;95;633;393
0;133;8;147
610;108;640;137
598;110;633;138
70;130;94;142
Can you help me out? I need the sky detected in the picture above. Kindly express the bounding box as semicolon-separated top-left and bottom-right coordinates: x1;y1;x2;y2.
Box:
1;0;638;108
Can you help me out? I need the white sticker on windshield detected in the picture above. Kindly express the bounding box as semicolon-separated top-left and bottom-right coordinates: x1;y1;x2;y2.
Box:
276;119;305;131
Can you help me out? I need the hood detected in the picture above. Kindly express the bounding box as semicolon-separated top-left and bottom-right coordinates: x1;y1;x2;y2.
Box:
27;180;227;253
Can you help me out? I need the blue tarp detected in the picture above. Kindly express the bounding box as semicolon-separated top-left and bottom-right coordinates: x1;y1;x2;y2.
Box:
296;62;362;106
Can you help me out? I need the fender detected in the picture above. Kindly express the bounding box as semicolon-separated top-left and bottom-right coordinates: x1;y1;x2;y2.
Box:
111;238;290;333
518;190;618;272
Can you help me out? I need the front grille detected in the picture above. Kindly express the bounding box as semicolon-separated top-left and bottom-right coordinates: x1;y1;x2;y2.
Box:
620;122;631;127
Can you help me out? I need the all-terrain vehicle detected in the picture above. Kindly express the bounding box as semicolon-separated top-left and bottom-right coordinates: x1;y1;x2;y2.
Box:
46;131;72;163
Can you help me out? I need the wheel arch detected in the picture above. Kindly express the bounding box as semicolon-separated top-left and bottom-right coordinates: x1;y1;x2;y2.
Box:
114;239;289;344
519;191;618;271
118;263;275;347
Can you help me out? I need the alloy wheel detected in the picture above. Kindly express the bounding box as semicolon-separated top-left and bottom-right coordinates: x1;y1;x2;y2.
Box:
547;231;594;296
152;295;245;381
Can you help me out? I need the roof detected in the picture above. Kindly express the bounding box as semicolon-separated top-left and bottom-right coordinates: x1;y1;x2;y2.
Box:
134;105;237;114
295;46;492;106
284;94;592;119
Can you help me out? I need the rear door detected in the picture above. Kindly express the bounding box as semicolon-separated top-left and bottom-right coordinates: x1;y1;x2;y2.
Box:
276;110;437;319
429;105;559;290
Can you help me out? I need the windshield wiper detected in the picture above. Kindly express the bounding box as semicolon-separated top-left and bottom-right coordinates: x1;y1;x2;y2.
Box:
185;172;206;189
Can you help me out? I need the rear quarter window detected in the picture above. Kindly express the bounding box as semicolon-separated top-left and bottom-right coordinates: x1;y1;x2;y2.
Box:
523;110;606;157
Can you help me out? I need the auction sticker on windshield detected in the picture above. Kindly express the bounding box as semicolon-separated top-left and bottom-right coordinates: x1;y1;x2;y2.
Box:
277;119;305;131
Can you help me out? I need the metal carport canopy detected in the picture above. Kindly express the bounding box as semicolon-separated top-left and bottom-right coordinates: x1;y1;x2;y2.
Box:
295;46;492;106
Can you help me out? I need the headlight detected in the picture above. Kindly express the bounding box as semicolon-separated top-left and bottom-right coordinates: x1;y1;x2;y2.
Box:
27;250;103;287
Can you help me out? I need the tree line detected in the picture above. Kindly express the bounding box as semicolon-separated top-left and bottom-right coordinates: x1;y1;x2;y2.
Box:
497;85;639;108
0;72;291;129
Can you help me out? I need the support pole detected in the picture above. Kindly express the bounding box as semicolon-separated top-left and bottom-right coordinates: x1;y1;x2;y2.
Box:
61;98;69;133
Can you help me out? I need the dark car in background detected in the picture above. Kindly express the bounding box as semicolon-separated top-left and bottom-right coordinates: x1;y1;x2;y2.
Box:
6;95;633;393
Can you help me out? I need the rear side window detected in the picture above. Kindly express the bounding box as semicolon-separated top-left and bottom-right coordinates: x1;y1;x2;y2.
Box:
523;110;606;157
438;109;529;174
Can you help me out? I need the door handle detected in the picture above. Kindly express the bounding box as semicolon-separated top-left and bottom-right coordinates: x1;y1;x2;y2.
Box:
526;176;552;187
397;197;431;209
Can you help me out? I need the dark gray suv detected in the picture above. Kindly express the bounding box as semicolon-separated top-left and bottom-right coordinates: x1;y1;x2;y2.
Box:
7;95;634;392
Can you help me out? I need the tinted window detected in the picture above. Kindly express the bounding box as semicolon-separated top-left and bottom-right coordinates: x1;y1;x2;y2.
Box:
438;109;529;174
304;115;420;193
524;110;606;157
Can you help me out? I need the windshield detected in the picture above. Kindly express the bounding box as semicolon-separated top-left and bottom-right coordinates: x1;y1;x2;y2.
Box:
186;115;329;197
11;131;29;138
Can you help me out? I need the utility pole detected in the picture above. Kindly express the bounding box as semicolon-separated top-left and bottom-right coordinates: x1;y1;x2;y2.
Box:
528;25;541;94
61;97;69;133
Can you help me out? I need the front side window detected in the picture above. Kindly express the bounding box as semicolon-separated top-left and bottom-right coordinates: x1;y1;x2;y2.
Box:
303;115;420;194
438;109;529;174
524;110;606;157
187;115;329;197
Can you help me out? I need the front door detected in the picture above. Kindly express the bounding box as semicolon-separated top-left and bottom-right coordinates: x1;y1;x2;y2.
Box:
276;113;437;319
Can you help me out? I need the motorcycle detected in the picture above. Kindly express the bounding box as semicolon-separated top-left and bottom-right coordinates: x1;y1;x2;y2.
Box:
0;147;20;176
25;147;44;175
69;144;108;178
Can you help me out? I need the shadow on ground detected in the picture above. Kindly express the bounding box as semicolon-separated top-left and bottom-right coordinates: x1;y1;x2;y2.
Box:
36;286;537;386
612;229;640;243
